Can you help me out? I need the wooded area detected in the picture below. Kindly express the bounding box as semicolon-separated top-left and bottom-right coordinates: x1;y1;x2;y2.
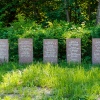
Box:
0;0;99;25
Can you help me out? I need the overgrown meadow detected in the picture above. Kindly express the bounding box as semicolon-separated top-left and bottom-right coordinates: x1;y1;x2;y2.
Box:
0;62;100;100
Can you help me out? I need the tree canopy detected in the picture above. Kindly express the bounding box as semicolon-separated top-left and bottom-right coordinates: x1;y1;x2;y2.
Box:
0;0;98;26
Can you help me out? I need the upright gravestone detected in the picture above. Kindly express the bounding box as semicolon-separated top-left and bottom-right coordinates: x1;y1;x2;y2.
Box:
92;38;100;64
18;39;33;63
43;39;58;63
0;39;9;63
66;38;81;63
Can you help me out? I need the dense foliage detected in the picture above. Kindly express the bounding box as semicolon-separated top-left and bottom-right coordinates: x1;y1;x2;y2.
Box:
0;0;98;25
0;15;95;62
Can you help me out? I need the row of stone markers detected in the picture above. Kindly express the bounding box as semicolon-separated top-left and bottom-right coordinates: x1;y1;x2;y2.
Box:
43;38;81;63
0;38;100;64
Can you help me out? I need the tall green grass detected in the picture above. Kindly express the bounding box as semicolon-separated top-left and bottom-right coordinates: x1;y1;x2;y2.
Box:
0;62;100;99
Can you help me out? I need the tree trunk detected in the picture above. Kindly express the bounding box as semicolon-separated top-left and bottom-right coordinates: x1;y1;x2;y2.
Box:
97;0;100;24
64;0;70;22
75;0;77;23
88;0;91;21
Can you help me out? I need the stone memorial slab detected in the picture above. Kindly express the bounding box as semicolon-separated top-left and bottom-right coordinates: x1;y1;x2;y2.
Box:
0;39;9;63
43;39;58;63
92;38;100;64
18;39;33;63
66;38;81;63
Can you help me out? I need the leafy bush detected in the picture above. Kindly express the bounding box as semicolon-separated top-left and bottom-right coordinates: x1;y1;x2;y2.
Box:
91;24;100;38
63;23;92;62
0;15;93;62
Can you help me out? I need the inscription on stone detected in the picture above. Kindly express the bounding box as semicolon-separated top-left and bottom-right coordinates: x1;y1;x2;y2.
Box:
18;39;33;63
92;38;100;64
0;39;9;63
43;39;58;63
66;38;81;63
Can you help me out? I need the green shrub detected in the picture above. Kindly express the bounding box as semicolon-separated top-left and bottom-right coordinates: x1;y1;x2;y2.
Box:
63;23;92;62
91;24;100;38
0;15;93;62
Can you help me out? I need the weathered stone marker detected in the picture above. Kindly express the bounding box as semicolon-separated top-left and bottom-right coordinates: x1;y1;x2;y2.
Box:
0;39;9;63
43;39;58;63
92;38;100;64
18;39;33;63
66;38;81;63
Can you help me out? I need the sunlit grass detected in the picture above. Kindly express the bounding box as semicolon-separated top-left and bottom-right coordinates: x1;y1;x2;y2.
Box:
0;62;100;99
